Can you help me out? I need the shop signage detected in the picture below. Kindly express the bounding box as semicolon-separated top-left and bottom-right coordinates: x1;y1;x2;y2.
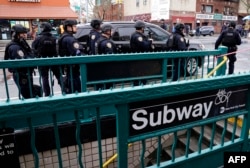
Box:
214;14;223;20
0;128;20;167
129;85;248;136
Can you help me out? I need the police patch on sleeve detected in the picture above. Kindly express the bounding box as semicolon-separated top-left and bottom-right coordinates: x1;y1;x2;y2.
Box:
17;50;24;57
91;35;96;40
106;42;112;48
73;42;80;49
180;37;184;42
138;37;143;42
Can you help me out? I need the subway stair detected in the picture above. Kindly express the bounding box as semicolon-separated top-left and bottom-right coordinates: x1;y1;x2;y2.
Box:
144;120;242;167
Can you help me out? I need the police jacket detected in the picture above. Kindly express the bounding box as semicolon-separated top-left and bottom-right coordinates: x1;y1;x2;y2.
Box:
58;32;83;57
96;34;116;54
32;32;57;57
215;28;241;49
4;39;34;73
168;30;188;51
88;29;101;55
130;31;152;52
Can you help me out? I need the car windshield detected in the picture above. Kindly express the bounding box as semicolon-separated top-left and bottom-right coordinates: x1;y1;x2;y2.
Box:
145;27;169;41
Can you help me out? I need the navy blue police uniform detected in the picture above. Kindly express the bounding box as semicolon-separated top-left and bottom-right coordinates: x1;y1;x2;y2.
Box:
4;24;41;98
97;35;116;54
32;22;62;96
130;20;153;53
166;23;189;81
58;19;84;94
215;21;241;74
87;19;102;55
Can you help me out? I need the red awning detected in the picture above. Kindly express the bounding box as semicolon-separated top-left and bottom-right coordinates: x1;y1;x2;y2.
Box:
0;5;77;19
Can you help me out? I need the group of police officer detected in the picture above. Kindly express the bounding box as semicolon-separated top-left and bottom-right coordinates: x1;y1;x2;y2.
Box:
4;19;83;98
4;19;241;98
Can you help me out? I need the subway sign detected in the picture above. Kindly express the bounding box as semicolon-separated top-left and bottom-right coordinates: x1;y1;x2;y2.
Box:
129;85;248;136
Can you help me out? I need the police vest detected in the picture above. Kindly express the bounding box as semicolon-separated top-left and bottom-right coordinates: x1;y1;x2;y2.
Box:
222;30;237;47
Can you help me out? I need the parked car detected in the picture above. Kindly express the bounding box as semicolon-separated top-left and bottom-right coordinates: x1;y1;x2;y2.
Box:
199;26;215;36
75;21;205;76
188;29;196;36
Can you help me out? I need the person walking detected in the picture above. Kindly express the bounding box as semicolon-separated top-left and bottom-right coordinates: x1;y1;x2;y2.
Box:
160;19;167;30
58;19;84;94
32;22;62;96
215;21;242;74
166;23;189;81
87;19;102;55
4;24;41;98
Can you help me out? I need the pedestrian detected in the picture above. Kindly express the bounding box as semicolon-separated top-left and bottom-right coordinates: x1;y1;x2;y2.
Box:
96;24;116;54
160;19;167;30
87;19;102;55
32;22;62;96
4;24;41;98
215;21;242;74
166;23;189;81
221;22;228;33
185;24;190;36
130;20;153;53
58;19;84;94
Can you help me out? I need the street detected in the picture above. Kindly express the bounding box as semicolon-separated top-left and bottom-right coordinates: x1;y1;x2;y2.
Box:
1;35;250;101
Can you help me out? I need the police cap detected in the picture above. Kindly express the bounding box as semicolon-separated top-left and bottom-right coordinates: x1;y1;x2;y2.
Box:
134;20;145;28
40;22;52;32
90;19;102;29
229;21;236;28
175;23;185;31
101;24;113;33
11;24;28;34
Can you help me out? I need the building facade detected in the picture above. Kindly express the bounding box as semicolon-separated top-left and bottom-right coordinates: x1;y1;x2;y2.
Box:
122;0;246;33
0;0;77;40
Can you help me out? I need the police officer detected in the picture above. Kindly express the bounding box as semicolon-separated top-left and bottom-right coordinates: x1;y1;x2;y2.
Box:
58;19;83;93
130;20;153;53
215;21;241;74
4;24;41;98
87;19;102;55
32;22;62;96
96;24;116;54
166;23;189;81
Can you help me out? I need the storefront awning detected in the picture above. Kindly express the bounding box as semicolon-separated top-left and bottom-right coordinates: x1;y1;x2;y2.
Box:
0;5;77;19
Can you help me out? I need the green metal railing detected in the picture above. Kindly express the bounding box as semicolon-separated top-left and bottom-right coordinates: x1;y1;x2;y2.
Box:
1;46;249;168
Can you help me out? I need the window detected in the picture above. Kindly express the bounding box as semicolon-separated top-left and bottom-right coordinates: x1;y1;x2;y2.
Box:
201;5;213;13
224;6;235;15
143;0;147;5
136;0;139;7
113;27;135;41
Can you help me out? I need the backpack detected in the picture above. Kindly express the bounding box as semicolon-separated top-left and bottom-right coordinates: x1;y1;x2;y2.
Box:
37;35;57;57
4;42;16;60
166;34;176;51
58;34;71;56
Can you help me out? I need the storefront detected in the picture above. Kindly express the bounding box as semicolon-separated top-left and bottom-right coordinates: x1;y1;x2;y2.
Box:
0;3;77;40
195;13;238;33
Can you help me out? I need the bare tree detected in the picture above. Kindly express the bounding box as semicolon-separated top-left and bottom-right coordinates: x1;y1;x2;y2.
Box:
92;0;113;20
241;0;250;14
